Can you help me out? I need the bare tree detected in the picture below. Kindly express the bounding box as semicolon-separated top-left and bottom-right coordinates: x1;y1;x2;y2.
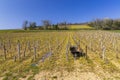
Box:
58;21;68;30
42;20;51;30
22;20;28;30
29;22;37;30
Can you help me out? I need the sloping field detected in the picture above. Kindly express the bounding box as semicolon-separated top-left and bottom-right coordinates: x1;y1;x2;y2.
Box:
69;24;94;30
0;30;120;80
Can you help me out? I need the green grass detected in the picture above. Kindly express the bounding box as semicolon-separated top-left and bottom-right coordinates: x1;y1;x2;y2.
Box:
69;24;94;30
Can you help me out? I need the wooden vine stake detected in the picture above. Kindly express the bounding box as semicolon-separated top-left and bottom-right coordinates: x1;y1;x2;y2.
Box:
28;41;31;52
8;39;11;49
23;42;27;57
89;40;92;51
3;44;6;60
33;43;37;61
49;42;52;52
102;46;106;61
116;46;119;59
14;56;16;62
66;43;69;61
99;41;103;58
17;40;20;60
78;40;80;49
85;45;88;59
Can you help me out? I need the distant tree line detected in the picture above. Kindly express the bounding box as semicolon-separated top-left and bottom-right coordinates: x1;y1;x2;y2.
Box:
22;20;69;30
22;18;120;30
88;18;120;30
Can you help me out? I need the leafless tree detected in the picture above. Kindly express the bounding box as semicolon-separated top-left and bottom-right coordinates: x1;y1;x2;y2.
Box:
22;20;28;30
42;20;51;30
29;22;37;30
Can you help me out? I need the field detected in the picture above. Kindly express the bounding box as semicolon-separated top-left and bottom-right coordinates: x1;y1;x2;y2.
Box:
0;30;120;80
69;24;94;30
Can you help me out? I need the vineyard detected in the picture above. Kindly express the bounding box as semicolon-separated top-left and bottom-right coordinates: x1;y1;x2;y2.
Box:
0;31;120;80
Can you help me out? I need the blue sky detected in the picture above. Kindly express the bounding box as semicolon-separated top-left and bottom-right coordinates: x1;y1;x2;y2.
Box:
0;0;120;29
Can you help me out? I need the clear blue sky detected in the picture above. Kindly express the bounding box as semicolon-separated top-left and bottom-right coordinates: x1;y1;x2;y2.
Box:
0;0;120;29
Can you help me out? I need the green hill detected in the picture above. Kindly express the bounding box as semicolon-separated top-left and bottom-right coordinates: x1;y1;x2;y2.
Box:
69;24;94;30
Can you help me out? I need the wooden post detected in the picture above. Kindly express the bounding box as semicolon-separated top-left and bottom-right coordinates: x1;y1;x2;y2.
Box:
8;39;11;49
3;44;6;60
36;40;39;49
34;46;36;60
112;39;115;50
78;40;80;49
116;47;119;59
14;56;16;62
66;44;69;61
86;45;88;59
0;41;1;48
28;41;31;52
89;40;91;51
102;46;106;61
17;40;20;60
23;44;26;57
34;41;37;60
49;42;52;52
100;41;103;50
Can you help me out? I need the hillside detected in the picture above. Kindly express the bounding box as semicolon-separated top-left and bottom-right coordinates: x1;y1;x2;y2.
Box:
69;24;94;30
